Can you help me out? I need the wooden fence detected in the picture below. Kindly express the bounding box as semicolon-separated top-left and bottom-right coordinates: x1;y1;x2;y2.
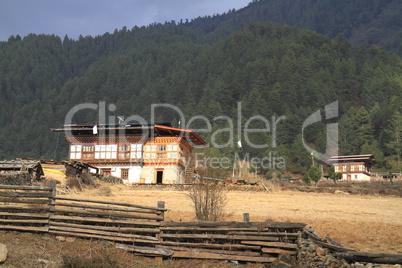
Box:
156;220;304;263
0;183;307;264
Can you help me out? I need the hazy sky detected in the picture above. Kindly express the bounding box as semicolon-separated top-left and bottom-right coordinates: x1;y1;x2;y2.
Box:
0;0;251;41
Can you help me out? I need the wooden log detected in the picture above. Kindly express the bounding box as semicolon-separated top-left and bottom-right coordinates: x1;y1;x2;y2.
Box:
227;231;299;237
49;208;163;221
161;221;305;229
241;241;298;249
48;230;159;244
49;221;160;233
0;192;52;198
0;205;49;211
116;244;173;257
160;241;260;251
0;197;51;204
171;250;276;263
55;197;166;211
261;183;270;192
0;219;48;224
53;201;161;215
325;236;347;248
158;245;261;257
304;229;323;241
261;247;297;255
161;221;257;228
333;252;402;265
50;215;161;226
0;185;52;191
0;225;48;232
0;212;50;218
261;222;306;229
160;233;279;241
48;226;158;241
313;240;355;252
160;226;298;233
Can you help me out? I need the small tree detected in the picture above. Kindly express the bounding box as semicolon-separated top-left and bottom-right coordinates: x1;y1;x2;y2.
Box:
188;180;227;221
308;165;322;187
301;173;311;186
328;166;342;184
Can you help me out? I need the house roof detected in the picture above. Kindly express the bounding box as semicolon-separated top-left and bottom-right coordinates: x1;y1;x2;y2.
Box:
53;123;207;147
0;160;44;176
328;154;375;163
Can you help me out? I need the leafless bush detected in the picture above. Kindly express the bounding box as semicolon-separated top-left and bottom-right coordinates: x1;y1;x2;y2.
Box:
80;172;96;186
96;186;113;196
66;176;82;191
188;180;227;221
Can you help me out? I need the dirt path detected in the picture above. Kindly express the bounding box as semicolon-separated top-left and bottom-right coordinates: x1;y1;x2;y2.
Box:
68;187;402;254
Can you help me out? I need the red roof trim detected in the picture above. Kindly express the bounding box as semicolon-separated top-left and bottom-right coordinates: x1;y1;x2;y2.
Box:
154;125;207;146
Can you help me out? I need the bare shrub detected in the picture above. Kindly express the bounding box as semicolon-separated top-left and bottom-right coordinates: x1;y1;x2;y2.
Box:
66;176;82;191
80;172;96;186
100;175;123;184
96;186;113;196
188;180;227;221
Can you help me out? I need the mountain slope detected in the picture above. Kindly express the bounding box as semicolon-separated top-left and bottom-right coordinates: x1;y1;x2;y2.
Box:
186;0;402;56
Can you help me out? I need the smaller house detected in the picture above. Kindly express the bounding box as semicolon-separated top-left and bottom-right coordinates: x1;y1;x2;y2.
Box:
328;154;375;181
64;161;99;177
0;160;44;181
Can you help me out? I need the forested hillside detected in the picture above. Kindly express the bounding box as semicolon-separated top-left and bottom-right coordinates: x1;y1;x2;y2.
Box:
185;0;402;56
0;2;401;177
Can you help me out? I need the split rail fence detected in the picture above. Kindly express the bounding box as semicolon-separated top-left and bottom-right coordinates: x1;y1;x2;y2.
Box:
0;183;306;263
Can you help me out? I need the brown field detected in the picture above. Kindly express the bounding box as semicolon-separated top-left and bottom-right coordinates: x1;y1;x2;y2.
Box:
1;183;401;267
66;184;402;254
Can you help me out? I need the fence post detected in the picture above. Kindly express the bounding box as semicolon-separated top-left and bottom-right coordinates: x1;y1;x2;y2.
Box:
48;180;56;233
155;201;165;262
243;213;250;222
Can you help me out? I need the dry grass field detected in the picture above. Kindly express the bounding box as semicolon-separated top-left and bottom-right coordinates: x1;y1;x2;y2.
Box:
66;184;402;255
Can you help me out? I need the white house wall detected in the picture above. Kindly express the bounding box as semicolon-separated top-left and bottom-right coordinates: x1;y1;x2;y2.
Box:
97;165;142;184
341;173;371;181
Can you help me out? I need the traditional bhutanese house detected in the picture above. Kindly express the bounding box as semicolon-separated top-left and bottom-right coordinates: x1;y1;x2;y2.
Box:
53;124;206;184
328;154;375;181
0;160;44;180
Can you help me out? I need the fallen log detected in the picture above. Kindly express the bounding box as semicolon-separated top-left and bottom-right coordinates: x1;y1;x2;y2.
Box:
334;252;402;265
313;240;355;252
